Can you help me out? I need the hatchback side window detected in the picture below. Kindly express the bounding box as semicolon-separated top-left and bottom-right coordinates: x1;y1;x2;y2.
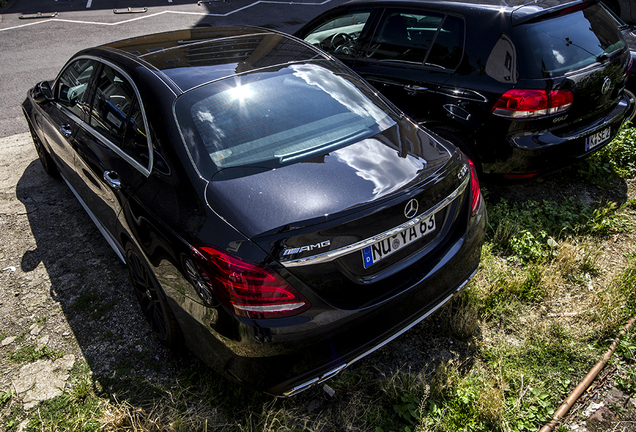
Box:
90;65;149;167
301;10;372;56
56;59;96;118
426;15;464;70
366;11;444;64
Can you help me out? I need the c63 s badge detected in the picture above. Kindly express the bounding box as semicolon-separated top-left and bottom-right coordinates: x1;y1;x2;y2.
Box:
283;240;331;257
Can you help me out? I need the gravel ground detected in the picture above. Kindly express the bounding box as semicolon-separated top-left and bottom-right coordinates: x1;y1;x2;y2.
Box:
0;131;185;411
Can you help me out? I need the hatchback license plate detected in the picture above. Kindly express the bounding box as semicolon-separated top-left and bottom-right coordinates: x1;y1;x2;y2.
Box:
362;214;436;268
586;127;611;151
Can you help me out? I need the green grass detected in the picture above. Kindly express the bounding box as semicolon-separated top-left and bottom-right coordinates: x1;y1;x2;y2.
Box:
7;344;63;363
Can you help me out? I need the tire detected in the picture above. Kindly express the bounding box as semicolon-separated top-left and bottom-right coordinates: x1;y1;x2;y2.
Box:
125;244;182;348
27;122;59;178
430;126;482;172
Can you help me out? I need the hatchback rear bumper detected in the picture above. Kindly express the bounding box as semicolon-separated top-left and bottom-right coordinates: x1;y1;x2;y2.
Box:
490;96;630;176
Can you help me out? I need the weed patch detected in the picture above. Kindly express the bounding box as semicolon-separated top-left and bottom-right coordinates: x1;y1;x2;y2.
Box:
7;344;62;363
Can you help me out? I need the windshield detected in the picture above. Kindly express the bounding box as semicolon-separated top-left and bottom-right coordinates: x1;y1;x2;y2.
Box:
514;3;626;78
174;62;397;176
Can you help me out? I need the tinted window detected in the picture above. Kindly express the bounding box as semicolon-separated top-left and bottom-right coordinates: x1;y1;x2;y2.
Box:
301;9;372;56
367;11;444;63
486;34;518;83
426;16;464;70
57;59;95;118
89;65;149;167
514;3;626;78
174;63;397;173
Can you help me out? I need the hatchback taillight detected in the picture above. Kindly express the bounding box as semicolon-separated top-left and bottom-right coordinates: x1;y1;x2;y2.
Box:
190;245;310;319
492;89;573;118
468;158;481;216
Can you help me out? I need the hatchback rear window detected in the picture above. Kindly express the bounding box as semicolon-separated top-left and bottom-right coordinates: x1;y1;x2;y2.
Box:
174;62;396;174
514;3;626;78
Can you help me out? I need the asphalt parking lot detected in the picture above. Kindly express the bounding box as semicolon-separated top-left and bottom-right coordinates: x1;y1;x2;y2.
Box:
0;0;347;137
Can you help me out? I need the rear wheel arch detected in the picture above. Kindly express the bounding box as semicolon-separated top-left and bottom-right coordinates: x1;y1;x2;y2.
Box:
124;241;183;348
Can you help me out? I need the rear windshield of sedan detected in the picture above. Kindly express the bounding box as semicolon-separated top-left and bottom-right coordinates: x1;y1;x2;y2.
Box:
514;3;626;78
174;62;396;174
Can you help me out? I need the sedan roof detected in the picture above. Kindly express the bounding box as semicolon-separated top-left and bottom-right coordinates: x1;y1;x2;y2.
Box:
99;27;327;92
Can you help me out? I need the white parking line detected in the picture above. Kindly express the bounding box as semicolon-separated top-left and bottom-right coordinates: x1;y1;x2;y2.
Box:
0;0;332;32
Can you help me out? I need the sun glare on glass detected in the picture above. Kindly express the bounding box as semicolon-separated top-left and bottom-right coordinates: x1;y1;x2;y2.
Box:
229;85;252;101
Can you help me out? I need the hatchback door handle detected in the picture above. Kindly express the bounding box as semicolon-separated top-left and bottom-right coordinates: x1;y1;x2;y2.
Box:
103;171;121;190
60;124;72;137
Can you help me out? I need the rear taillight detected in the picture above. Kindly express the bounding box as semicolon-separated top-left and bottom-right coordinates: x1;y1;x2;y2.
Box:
468;158;481;216
492;89;573;119
190;245;310;319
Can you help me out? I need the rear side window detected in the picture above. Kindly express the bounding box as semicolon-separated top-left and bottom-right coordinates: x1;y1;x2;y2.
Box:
427;15;464;69
89;65;149;167
174;63;397;174
514;3;626;78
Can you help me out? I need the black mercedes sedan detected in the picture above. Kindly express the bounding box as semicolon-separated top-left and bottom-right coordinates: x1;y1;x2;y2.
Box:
22;27;485;396
295;0;633;179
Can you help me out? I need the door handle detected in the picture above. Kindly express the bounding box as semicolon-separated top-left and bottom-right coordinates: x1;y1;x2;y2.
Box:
60;124;72;137
103;171;121;190
404;85;428;95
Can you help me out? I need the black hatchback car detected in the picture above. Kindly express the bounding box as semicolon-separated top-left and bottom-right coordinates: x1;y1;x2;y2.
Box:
295;0;633;179
22;27;485;395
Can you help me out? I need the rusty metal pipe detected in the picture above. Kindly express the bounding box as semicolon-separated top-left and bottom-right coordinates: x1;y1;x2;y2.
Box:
539;316;636;432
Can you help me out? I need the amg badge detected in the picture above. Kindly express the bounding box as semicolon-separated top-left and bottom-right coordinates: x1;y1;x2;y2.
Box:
283;240;331;257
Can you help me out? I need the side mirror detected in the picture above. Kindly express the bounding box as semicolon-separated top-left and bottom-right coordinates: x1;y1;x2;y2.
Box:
32;81;54;104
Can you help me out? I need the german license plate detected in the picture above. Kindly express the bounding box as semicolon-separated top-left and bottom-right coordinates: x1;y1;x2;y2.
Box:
586;127;611;151
362;214;436;269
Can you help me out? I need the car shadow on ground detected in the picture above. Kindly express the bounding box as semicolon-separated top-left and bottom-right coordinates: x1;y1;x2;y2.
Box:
482;166;630;210
14;160;211;404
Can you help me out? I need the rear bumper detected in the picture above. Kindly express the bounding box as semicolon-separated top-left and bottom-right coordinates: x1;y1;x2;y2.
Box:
482;96;630;176
275;266;478;397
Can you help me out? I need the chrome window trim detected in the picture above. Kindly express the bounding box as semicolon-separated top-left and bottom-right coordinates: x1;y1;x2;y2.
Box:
60;55;154;177
281;174;469;268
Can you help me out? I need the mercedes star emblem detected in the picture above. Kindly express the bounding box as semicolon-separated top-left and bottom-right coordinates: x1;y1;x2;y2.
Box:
404;199;419;219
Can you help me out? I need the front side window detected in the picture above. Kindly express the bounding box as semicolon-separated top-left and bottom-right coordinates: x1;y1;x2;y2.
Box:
301;9;372;56
514;3;627;78
89;65;149;167
56;59;96;118
364;11;463;69
175;62;397;177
